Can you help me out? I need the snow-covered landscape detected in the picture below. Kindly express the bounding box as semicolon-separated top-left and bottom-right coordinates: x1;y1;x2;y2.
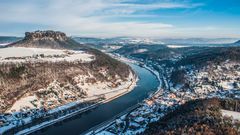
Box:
167;45;188;48
88;53;240;134
0;47;94;63
1;40;240;135
0;30;138;134
0;50;137;134
1;0;240;134
221;109;240;121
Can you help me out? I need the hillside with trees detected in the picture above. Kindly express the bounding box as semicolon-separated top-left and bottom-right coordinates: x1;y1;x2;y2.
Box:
144;98;240;135
0;30;132;113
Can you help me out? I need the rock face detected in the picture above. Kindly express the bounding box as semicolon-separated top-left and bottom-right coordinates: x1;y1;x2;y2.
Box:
9;30;83;49
24;31;68;41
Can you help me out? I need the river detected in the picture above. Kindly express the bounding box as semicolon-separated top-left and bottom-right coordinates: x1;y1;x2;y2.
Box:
34;63;159;135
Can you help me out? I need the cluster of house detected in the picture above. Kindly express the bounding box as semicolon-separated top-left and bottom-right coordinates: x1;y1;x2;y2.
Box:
36;81;87;110
185;61;240;96
0;108;46;132
0;80;94;134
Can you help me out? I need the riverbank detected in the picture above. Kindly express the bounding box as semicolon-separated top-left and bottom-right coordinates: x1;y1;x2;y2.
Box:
29;56;159;135
84;56;163;135
108;53;162;89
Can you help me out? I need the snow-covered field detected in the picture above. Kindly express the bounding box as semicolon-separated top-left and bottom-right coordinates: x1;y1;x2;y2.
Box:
79;71;136;98
135;49;148;53
7;95;40;113
167;45;187;48
221;109;240;120
0;43;10;46
0;47;94;63
0;47;64;58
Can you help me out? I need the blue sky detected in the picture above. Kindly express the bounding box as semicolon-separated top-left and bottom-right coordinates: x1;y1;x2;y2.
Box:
0;0;240;38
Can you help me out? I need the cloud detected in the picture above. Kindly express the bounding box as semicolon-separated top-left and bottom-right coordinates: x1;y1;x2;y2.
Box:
0;0;211;37
1;0;199;21
98;2;203;16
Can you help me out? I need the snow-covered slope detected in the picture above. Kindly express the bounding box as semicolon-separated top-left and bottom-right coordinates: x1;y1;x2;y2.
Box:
0;47;94;63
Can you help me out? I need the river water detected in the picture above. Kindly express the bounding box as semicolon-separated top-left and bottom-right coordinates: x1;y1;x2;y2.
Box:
35;63;159;135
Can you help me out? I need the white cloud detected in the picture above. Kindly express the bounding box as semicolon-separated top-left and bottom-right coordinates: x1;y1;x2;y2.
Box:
1;0;222;38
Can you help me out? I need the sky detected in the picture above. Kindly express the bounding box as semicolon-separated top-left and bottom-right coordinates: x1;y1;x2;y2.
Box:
0;0;240;38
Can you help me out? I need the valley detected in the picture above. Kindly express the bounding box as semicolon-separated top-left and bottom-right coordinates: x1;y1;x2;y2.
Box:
88;42;240;134
1;1;240;135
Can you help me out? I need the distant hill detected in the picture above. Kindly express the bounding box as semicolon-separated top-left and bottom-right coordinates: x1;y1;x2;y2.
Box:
74;37;164;45
176;47;240;67
9;30;86;50
161;38;238;45
234;40;240;44
0;36;22;45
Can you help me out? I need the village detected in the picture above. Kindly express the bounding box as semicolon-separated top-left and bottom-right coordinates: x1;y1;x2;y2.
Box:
92;58;240;135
